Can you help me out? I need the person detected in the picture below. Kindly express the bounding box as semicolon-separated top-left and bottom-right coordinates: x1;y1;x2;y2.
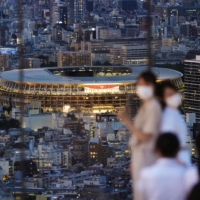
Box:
136;133;198;200
118;71;162;200
186;134;200;200
159;81;190;166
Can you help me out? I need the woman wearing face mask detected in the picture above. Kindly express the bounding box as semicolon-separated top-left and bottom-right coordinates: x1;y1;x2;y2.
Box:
159;81;191;166
118;71;162;200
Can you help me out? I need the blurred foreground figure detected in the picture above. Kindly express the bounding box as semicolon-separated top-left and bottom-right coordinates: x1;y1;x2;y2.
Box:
137;133;197;200
159;81;191;166
187;134;200;200
118;71;162;200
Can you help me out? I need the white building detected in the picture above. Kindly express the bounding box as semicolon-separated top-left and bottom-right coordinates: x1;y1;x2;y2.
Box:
58;171;91;187
0;159;13;180
121;44;152;65
83;175;106;186
37;141;69;168
22;113;52;131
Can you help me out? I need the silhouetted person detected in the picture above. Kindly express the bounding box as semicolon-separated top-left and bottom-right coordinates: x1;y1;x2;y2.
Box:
136;133;198;200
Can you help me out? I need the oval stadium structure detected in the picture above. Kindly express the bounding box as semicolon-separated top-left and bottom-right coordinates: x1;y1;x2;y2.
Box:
0;66;183;113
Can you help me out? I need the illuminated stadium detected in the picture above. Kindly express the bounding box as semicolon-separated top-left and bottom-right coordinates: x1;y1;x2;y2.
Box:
0;66;183;113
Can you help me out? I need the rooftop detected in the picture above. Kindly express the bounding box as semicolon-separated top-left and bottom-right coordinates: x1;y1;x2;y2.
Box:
0;66;183;84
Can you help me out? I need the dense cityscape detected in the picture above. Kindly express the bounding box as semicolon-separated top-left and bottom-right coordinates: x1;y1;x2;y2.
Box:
0;0;199;199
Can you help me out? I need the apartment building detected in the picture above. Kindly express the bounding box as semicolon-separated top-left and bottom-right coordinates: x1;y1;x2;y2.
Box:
57;51;91;66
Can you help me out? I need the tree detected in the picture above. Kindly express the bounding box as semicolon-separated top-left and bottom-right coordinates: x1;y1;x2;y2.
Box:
0;118;20;131
93;61;101;66
9;118;20;128
103;61;112;66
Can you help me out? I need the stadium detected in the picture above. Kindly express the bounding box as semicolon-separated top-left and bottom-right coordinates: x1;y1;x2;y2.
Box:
0;66;183;113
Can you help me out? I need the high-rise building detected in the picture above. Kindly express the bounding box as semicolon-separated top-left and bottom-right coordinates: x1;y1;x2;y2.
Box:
51;1;67;26
184;56;200;122
58;6;67;24
66;0;85;24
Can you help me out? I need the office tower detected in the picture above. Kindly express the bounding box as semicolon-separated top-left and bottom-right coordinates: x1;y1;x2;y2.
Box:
51;1;67;26
184;56;200;122
66;0;86;24
58;6;67;24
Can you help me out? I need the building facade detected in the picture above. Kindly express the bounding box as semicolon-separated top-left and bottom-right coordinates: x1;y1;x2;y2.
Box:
57;51;91;66
184;56;200;122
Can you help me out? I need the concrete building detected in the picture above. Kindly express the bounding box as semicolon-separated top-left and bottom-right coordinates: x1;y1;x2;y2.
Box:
120;44;152;65
81;38;147;53
184;56;200;122
0;54;9;70
0;159;13;180
66;0;86;24
91;51;110;65
57;51;91;66
99;28;121;39
40;33;52;44
162;38;174;46
89;137;101;165
22;113;52;131
110;44;124;65
72;138;88;161
83;175;106;187
155;51;185;65
23;58;41;68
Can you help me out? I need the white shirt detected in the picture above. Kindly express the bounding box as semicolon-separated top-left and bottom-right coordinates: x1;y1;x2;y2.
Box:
160;107;191;165
160;107;187;147
136;158;198;200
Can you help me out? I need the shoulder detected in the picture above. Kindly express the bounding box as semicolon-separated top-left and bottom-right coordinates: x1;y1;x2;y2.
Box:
184;166;199;195
140;164;158;178
146;98;161;111
185;166;199;181
162;107;173;117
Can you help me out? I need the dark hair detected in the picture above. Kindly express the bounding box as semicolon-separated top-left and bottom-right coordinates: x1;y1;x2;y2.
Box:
155;133;180;158
158;80;177;99
157;80;177;109
137;71;157;89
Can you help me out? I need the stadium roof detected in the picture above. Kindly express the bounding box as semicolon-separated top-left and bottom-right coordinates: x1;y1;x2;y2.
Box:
0;66;182;84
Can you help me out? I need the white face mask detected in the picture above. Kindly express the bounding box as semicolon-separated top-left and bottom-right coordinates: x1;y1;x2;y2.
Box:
166;93;181;108
136;86;154;100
